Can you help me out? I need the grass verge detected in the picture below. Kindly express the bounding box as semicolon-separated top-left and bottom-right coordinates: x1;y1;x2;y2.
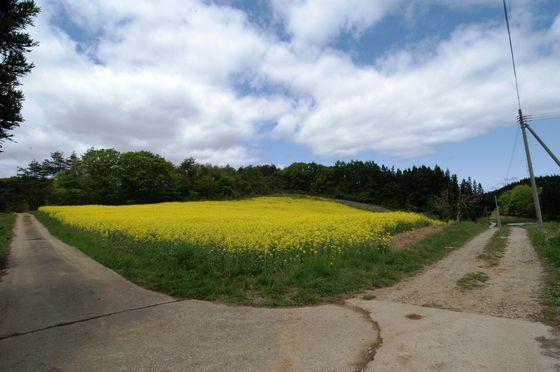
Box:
0;213;16;269
34;211;486;306
478;227;510;266
526;222;560;326
457;271;489;290
480;215;535;226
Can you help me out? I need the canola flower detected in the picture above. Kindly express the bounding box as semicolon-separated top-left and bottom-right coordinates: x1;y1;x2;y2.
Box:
39;197;440;255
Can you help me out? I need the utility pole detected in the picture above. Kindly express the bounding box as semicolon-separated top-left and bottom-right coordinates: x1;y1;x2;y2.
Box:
494;195;502;228
518;109;543;225
503;0;543;226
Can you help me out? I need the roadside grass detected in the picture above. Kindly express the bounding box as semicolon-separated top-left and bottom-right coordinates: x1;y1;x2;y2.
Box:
478;227;510;266
0;213;16;268
457;271;489;290
34;211;486;306
526;222;560;326
480;215;534;226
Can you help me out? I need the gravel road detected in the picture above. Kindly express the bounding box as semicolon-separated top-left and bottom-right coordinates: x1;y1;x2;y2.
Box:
374;226;544;320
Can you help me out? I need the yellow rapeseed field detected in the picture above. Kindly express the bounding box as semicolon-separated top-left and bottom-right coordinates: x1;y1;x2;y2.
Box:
39;196;438;255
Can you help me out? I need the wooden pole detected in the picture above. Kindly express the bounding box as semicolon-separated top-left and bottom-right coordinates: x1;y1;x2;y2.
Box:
495;195;502;228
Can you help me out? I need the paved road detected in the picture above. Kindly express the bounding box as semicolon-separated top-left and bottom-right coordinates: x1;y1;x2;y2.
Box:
0;214;377;371
348;299;558;371
0;214;173;337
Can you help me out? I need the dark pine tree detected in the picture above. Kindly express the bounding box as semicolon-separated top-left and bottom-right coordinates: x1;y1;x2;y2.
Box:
0;0;40;149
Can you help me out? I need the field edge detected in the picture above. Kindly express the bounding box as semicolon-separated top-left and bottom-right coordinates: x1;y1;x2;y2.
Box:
34;211;486;307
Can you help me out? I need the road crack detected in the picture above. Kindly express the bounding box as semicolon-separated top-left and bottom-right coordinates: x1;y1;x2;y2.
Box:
0;299;181;341
339;303;383;372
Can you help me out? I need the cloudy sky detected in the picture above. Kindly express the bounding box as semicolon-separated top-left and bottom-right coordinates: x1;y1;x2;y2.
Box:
1;0;559;189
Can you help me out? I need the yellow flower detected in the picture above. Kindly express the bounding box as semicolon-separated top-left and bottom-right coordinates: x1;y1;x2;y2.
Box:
40;196;438;254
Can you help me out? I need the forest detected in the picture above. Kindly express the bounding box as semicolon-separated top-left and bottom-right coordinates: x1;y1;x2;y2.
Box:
3;149;557;221
0;148;488;220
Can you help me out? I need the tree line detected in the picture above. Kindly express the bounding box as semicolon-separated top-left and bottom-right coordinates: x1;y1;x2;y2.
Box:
0;148;485;220
483;175;560;220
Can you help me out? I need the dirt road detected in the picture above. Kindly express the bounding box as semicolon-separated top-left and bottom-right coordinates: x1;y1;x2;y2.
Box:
374;226;544;320
0;215;558;371
355;226;559;371
0;214;377;371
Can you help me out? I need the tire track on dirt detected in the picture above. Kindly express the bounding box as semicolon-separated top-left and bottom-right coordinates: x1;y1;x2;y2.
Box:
372;226;545;319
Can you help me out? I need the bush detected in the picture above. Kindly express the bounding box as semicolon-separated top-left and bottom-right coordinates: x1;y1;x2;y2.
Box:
499;185;534;218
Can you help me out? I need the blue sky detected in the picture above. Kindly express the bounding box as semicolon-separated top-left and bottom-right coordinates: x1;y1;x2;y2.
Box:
1;0;559;190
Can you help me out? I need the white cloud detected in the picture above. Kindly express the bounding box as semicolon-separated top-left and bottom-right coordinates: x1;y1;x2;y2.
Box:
271;0;403;48
187;146;256;166
262;17;560;157
1;0;291;174
1;0;559;177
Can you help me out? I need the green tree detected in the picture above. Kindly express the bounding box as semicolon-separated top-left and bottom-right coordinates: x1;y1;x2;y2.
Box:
281;162;323;193
81;148;121;204
542;178;560;220
118;151;179;203
52;159;87;205
42;151;73;175
506;185;535;218
1;146;489;218
176;157;197;199
17;151;75;178
0;0;40;149
238;166;268;195
17;159;47;178
0;175;50;211
498;190;512;215
191;165;245;199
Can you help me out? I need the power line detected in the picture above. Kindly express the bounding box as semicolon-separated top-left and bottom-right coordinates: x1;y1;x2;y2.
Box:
502;0;560;124
525;112;560;121
504;123;520;183
529;110;560;117
533;116;560;121
502;0;521;110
